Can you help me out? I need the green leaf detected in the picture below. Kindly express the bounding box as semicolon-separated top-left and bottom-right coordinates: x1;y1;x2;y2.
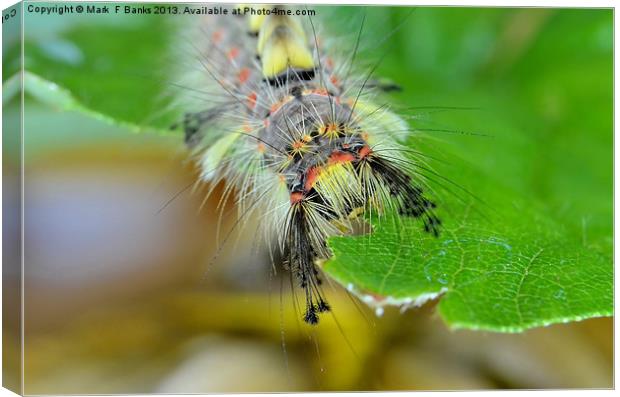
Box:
4;71;169;134
7;11;180;130
324;196;612;332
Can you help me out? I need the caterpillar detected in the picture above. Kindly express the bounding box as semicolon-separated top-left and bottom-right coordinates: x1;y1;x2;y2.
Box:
174;5;441;325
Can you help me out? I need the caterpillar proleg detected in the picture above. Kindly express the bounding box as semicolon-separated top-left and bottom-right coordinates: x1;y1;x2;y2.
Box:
176;5;441;325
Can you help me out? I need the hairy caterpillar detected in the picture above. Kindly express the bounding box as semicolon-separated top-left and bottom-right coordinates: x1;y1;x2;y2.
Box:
174;5;441;325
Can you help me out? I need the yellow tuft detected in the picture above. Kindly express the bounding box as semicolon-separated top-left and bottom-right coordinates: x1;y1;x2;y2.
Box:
248;14;266;34
348;100;409;145
257;15;306;53
314;162;363;217
258;15;314;78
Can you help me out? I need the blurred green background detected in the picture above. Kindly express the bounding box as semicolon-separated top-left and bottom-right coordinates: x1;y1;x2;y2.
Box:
2;4;612;393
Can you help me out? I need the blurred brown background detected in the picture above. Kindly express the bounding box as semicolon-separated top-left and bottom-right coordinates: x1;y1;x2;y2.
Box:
2;101;612;394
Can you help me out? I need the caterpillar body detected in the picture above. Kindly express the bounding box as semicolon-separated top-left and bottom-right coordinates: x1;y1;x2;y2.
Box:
176;6;441;324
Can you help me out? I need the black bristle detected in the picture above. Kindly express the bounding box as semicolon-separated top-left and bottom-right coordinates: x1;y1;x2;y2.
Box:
304;306;319;324
317;300;330;313
287;203;331;326
366;156;441;236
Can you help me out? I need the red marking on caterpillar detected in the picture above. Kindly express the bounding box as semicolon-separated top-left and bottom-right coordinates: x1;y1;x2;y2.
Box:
211;30;222;44
304;167;321;191
269;97;292;114
269;102;280;114
227;47;239;61
238;67;250;84
329;151;355;164
247;91;257;109
290;191;304;204
358;145;372;159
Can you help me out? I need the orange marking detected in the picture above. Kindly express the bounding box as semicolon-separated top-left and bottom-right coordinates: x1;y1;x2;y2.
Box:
227;47;239;61
313;88;329;96
247;92;257;109
330;75;339;86
270;101;281;113
212;30;223;44
238;68;250;84
320;123;340;138
243;122;252;132
329;151;355;165
257;143;265;153
290;192;304;204
326;57;334;69
358;145;372;159
304;167;321;191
